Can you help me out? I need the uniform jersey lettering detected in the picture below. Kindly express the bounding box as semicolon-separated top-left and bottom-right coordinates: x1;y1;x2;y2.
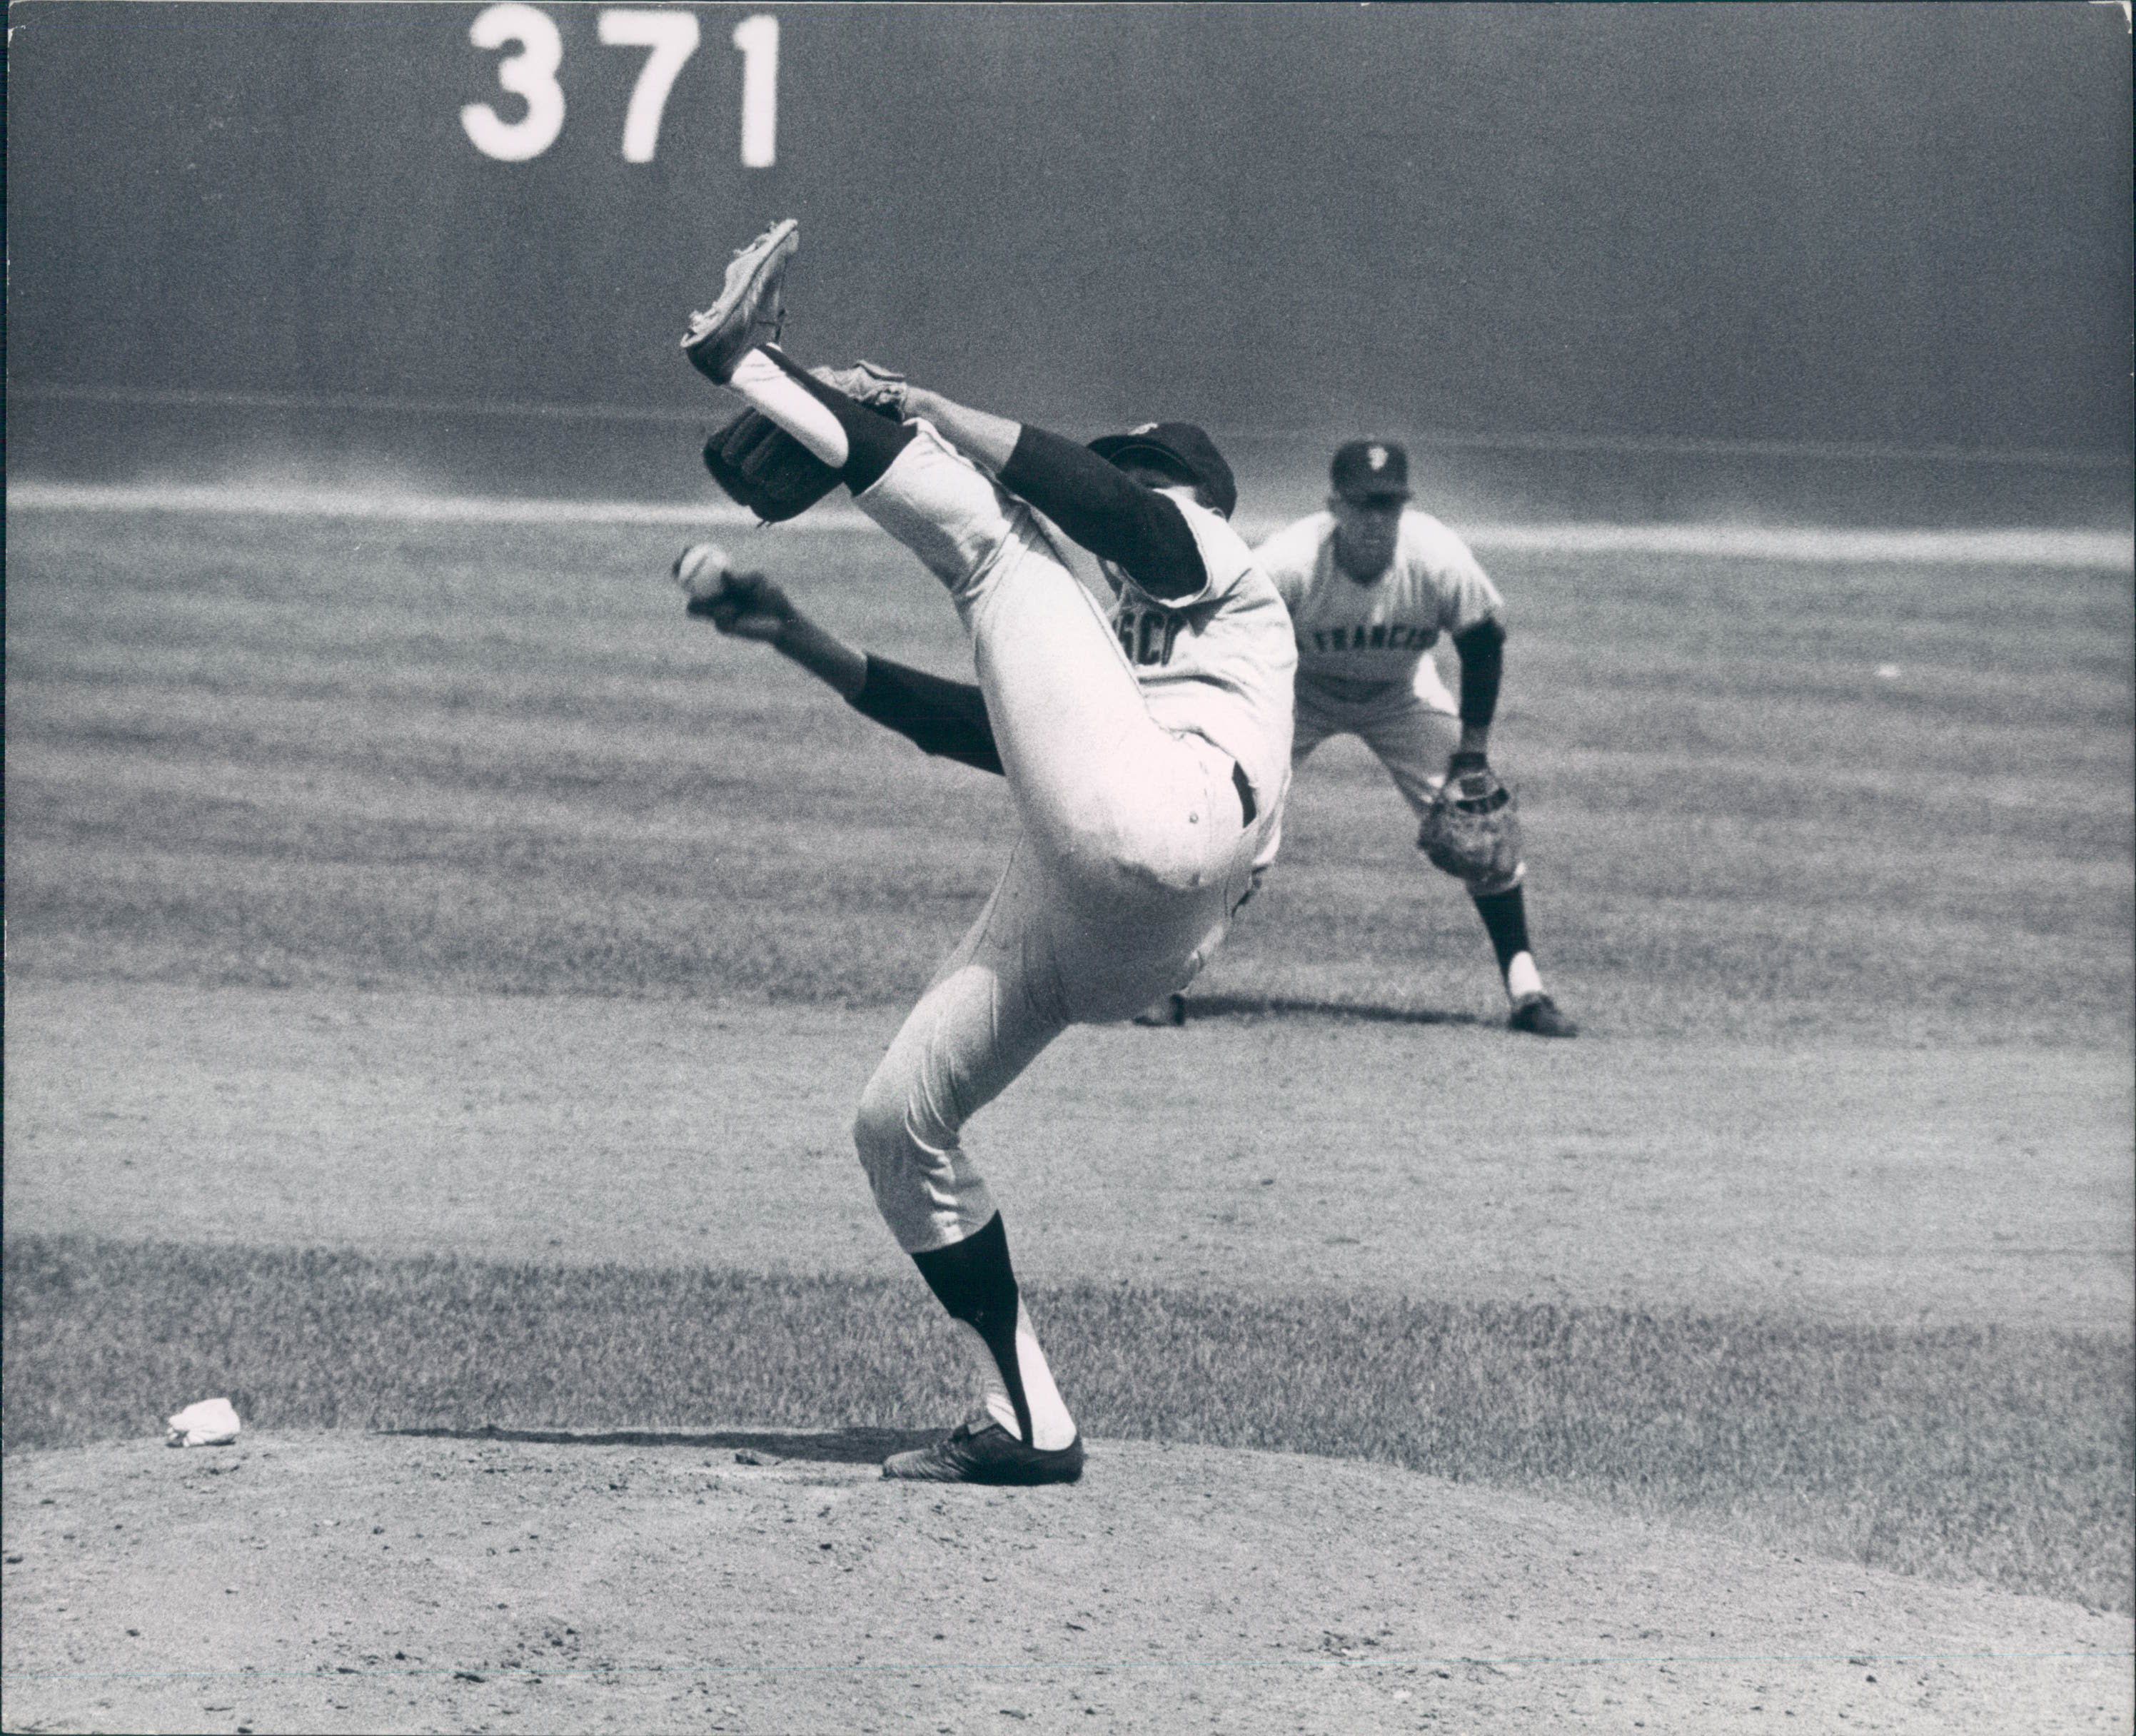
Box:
1312;623;1429;651
1116;602;1184;668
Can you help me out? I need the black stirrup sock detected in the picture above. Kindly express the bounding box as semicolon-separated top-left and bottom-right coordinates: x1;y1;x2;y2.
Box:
1471;886;1533;976
762;347;915;493
909;1213;1032;1445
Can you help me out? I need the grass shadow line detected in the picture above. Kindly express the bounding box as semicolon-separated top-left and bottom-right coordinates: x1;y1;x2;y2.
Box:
1180;994;1491;1029
381;1423;938;1464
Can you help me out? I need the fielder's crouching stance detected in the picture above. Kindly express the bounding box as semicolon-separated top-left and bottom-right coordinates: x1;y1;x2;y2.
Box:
681;220;1295;1484
1259;440;1576;1036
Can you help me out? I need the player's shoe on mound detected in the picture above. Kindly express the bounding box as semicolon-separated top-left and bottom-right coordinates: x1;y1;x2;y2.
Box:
1508;993;1578;1038
1131;993;1187;1028
682;218;799;383
882;1416;1086;1485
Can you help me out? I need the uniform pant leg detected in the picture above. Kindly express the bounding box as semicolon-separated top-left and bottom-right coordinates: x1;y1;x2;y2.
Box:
852;840;1072;1255
1289;681;1344;767
1356;687;1461;817
853;809;1254;1253
1262;680;1349;872
853;426;1241;906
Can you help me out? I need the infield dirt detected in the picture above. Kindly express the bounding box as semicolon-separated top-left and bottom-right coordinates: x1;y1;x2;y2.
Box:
6;1430;2130;1736
6;979;2129;1331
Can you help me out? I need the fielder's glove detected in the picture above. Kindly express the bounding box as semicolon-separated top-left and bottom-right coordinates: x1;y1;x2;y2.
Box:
1418;753;1523;884
702;409;843;524
700;362;909;524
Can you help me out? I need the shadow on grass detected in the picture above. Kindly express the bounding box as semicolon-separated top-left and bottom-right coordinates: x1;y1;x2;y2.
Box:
1178;994;1492;1029
383;1423;937;1463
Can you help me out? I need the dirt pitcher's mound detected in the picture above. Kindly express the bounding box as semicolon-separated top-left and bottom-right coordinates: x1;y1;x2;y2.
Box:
4;1430;2127;1735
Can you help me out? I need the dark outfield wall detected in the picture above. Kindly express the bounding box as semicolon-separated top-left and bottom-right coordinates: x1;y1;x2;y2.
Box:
7;2;2131;454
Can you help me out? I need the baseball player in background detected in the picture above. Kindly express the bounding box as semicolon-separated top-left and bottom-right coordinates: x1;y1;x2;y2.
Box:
1254;440;1576;1036
679;220;1296;1485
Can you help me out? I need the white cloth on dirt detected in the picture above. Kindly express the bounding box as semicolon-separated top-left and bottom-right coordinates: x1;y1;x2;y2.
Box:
165;1397;241;1447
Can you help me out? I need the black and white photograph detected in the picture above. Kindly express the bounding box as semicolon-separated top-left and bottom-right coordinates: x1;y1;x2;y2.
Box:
4;3;2132;1730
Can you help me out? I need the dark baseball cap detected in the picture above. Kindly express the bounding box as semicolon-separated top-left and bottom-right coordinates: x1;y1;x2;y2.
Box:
1088;422;1238;520
1330;440;1411;501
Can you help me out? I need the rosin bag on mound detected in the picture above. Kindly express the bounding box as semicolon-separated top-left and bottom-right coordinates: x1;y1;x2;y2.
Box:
164;1397;241;1448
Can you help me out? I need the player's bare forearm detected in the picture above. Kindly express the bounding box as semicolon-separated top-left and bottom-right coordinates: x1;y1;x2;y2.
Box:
695;567;869;700
768;612;869;700
900;385;1022;472
699;566;999;770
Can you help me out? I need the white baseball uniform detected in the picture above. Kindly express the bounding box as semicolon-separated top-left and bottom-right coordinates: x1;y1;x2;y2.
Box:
1254;507;1520;892
850;423;1295;1253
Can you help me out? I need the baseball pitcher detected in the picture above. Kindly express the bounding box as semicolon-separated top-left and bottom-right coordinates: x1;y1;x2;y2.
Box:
680;220;1295;1485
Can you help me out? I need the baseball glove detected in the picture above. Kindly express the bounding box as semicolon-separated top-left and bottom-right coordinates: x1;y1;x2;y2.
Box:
702;408;842;523
1418;756;1523;884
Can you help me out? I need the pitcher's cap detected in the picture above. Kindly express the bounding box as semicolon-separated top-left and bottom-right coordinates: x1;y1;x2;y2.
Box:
1089;422;1238;520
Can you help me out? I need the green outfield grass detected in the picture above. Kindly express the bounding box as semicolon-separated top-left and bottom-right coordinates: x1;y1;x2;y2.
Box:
7;1234;2130;1612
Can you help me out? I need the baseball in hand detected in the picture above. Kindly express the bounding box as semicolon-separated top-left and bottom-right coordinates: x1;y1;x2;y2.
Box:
673;541;735;602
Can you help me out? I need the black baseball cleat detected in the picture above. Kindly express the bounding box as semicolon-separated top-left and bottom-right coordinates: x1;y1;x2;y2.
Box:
1508;994;1578;1038
1131;994;1187;1028
681;218;799;383
882;1418;1086;1485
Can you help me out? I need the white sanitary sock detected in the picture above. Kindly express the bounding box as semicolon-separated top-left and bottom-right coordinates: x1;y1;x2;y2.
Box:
950;1303;1077;1450
727;348;849;468
1506;952;1544;1004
